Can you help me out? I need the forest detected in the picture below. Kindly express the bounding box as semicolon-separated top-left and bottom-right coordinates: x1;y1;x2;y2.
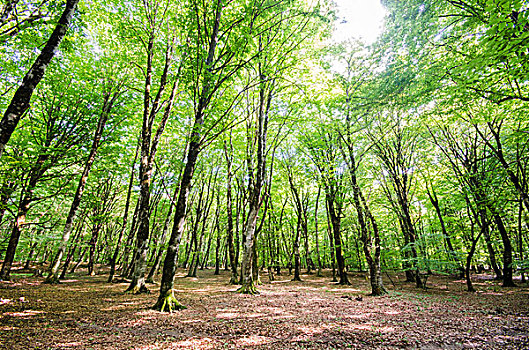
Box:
0;0;528;349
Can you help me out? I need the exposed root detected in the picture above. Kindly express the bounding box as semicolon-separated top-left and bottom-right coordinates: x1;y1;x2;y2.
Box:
370;286;388;296
43;275;61;284
111;278;130;284
237;282;259;295
153;290;187;313
125;284;150;294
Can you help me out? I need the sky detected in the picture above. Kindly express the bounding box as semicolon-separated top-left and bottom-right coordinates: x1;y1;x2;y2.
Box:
332;0;387;44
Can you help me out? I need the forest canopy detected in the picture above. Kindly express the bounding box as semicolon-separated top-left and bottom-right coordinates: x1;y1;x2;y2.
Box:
0;0;528;312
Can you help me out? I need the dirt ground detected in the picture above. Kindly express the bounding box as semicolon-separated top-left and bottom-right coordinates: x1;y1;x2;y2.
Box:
0;266;528;349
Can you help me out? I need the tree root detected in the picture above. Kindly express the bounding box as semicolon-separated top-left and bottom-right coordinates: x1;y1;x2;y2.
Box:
153;290;187;313
370;286;388;296
237;282;259;295
43;275;61;284
125;284;150;294
111;278;130;284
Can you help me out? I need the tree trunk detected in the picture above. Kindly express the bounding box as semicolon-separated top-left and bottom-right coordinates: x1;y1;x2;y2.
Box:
24;241;37;270
361;191;387;295
120;197;140;277
518;198;526;282
292;221;302;281
492;213;515;287
146;186;178;283
70;246;87;274
126;13;176;294
214;229;221;275
426;186;460;268
326;194;350;285
325;203;337;282
154;139;200;310
88;224;103;276
465;228;484;293
0;0;80;158
314;187;322;276
59;216;85;279
0;153;48;280
46;88;117;284
108;139;140;282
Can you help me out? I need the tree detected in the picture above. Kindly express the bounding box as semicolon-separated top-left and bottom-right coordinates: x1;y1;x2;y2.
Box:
125;0;183;294
45;79;123;283
0;82;93;279
0;0;80;158
304;129;350;286
155;0;264;310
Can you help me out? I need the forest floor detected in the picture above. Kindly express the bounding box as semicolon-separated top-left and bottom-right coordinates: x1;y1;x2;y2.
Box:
0;265;528;349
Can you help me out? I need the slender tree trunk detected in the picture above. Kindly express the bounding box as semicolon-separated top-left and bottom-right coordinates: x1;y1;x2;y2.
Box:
59;222;84;279
325;202;337;282
146;186;178;283
465;228;484;293
0;0;80;158
481;212;502;279
518;198;526;282
186;205;203;277
326;193;349;285
238;66;272;294
226;181;238;281
214;226;221;275
154;139;200;310
70;246;87;274
88;224;103;276
46;89;117;283
292;219;302;281
23;241;37;269
492;213;515;287
360;191;387;295
126;18;176;294
120;198;140;277
426;187;461;268
0;154;48;280
314;187;322;277
345;146;386;295
108;139;140;282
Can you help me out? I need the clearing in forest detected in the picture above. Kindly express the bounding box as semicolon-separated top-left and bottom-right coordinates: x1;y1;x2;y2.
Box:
0;268;528;349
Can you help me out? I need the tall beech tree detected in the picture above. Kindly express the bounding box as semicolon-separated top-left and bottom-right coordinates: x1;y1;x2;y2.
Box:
125;0;183;294
304;129;350;286
154;0;269;309
0;85;93;280
370;116;424;288
45;80;123;283
0;0;80;158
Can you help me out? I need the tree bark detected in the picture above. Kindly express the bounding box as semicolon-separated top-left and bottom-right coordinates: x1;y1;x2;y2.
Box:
0;0;80;158
127;44;176;293
224;139;239;284
146;185;178;283
59;219;85;279
46;88;118;283
326;193;350;285
108;138;140;282
314;187;322;277
0;153;49;280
